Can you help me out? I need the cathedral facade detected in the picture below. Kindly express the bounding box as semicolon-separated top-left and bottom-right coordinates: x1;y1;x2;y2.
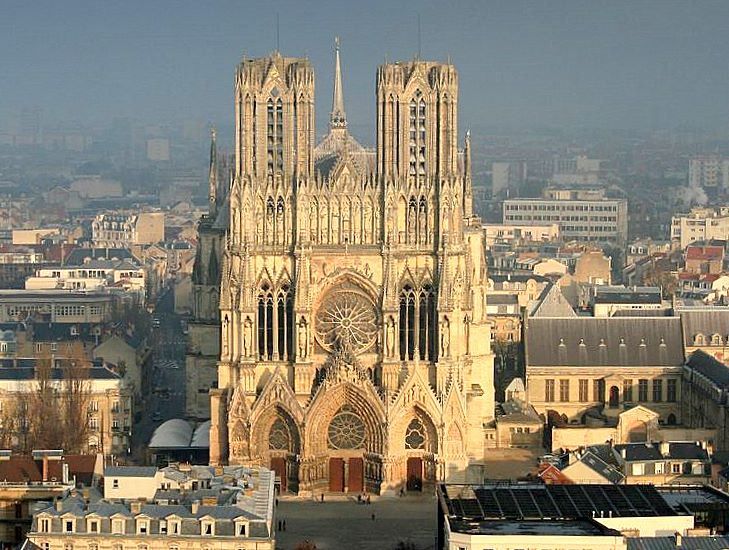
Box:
209;41;495;494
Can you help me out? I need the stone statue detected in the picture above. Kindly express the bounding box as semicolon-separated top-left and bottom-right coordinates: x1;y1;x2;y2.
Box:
386;316;395;357
440;318;450;358
243;316;252;357
297;317;308;359
222;314;229;356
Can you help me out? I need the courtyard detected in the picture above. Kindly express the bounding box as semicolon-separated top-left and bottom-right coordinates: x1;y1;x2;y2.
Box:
274;493;437;550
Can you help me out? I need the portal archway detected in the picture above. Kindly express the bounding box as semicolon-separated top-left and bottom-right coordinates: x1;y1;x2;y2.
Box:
250;406;301;492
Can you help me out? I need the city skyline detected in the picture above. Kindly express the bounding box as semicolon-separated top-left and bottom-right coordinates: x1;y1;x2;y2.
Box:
2;0;729;139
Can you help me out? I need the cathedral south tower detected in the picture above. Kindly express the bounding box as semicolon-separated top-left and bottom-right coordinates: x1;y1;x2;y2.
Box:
209;41;494;495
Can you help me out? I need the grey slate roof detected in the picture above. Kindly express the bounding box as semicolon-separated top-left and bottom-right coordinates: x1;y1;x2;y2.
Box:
593;286;661;304
529;283;577;318
577;450;625;484
105;466;157;477
628;536;729;550
614;443;663;461
0;361;120;380
526;317;684;367
679;307;729;346
685;350;729;388
614;442;708;462
487;294;519;306
64;247;137;266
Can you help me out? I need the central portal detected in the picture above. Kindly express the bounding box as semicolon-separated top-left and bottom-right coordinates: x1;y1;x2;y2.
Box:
328;457;364;492
329;458;345;491
348;457;364;492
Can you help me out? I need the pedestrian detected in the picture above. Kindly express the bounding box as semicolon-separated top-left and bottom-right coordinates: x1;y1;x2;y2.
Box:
321;493;325;503
366;494;371;505
371;512;375;521
283;519;286;531
357;493;361;504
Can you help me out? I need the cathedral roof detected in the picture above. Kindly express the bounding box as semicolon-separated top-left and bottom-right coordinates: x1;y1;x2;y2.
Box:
313;37;375;179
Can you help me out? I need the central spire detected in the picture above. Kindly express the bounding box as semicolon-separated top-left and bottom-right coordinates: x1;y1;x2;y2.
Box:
330;36;347;130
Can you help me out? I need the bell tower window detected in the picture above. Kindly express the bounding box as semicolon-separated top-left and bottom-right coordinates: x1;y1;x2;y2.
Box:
400;284;437;361
409;92;427;178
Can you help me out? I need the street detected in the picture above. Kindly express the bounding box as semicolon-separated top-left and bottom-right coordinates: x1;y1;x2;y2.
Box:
131;286;188;461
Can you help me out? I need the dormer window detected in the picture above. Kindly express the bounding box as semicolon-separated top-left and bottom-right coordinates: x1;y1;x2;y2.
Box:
712;334;722;345
136;518;149;535
695;333;706;346
201;519;215;536
39;517;51;533
235;519;249;536
87;518;100;533
111;518;125;534
168;518;181;535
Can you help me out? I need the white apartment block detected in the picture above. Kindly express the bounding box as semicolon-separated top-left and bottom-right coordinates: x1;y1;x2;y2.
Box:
689;155;729;190
503;188;628;244
671;206;729;248
482;222;560;247
25;260;146;298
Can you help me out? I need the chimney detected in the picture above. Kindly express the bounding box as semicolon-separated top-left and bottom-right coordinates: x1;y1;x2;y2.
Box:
130;500;142;514
676;531;682;547
42;456;49;482
621;448;627;459
660;442;670;457
55;498;63;512
191;500;200;515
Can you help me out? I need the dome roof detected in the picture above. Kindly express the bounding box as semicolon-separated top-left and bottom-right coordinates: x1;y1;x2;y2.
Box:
148;419;193;448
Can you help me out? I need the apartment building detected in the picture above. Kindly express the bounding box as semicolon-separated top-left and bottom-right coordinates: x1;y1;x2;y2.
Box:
503;187;628;244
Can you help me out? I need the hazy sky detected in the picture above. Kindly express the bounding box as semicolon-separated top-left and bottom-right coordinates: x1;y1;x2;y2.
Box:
2;0;729;138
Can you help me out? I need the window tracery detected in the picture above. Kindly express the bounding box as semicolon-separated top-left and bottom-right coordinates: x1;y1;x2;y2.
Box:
327;406;365;450
268;416;291;451
315;284;377;354
258;282;293;360
405;417;426;450
399;284;437;361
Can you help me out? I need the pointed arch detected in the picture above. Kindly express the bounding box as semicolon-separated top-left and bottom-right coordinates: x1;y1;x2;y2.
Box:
306;381;386;455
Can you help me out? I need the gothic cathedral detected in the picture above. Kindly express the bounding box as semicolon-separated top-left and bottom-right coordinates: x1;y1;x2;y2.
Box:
208;40;495;495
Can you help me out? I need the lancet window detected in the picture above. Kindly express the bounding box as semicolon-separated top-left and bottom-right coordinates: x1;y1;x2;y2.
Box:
257;283;294;361
399;284;437;361
409;93;426;177
266;94;284;177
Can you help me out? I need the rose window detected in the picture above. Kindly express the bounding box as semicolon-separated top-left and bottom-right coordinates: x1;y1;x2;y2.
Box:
315;286;377;354
405;418;426;450
327;407;366;450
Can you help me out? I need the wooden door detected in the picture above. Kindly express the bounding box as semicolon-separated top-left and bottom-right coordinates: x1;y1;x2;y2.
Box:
329;458;345;492
406;457;423;491
270;457;287;492
348;457;364;493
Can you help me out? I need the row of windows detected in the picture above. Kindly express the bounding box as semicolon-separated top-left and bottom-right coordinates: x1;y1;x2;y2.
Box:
38;516;247;537
544;378;678;404
505;204;619;212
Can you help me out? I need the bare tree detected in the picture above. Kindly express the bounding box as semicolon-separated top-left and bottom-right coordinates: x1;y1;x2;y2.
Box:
60;342;91;453
26;349;63;451
0;396;18;449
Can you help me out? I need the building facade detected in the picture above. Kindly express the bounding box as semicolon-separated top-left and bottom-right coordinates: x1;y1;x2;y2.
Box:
208;43;494;495
503;187;628;244
671;206;729;249
91;212;164;248
27;465;275;550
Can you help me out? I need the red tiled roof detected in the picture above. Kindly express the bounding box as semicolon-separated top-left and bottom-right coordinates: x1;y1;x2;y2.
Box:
686;246;724;260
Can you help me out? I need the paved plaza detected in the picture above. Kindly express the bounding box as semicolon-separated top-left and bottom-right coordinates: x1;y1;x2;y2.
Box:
274;493;437;550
